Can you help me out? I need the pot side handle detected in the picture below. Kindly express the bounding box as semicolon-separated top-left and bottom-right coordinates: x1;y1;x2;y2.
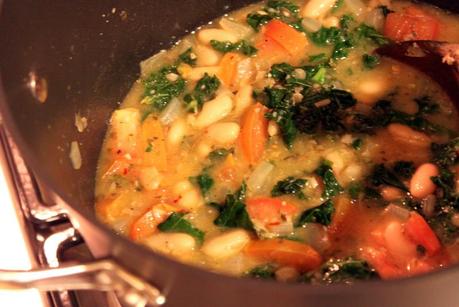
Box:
0;259;166;307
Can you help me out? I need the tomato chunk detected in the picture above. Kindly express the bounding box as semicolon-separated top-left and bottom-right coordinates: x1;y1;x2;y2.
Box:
218;52;244;90
245;239;322;271
240;103;269;165
130;203;179;241
384;6;440;41
263;20;308;59
405;212;441;256
246;197;298;226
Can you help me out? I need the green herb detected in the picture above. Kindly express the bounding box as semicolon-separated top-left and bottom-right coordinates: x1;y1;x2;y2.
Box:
210;40;257;56
190;171;214;196
431;138;459;168
296;200;334;226
246;264;276;279
348;182;362;199
141;66;186;110
364;187;382;200
208;148;233;161
331;0;344;13
271;176;307;199
355;24;389;46
370;164;408;191
362;54;380;69
145;141;153;152
378;5;394;17
178;48;197;66
311;67;327;84
309;53;327;63
158;212;205;244
183;73;220;113
305;257;379;284
246;0;301;31
315;160;344;198
351;138;363;150
339;14;355;30
213;183;254;230
415;96;439;115
393;161;415;179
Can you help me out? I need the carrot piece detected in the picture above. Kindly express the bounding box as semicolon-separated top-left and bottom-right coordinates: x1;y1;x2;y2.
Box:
246;197;298;226
256;34;291;66
245;239;322;272
263;20;308;59
218;52;244;90
240;103;268;165
405;212;441;256
129;203;179;241
360;247;405;279
140;115;168;171
384;6;439;42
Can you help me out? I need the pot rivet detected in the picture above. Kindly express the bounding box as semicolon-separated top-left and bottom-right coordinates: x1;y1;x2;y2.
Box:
27;71;48;103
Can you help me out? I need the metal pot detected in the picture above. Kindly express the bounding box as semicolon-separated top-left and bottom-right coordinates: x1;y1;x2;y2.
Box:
0;0;458;306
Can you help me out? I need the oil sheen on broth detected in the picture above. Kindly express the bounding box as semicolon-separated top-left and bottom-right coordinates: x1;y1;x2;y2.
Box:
95;0;459;283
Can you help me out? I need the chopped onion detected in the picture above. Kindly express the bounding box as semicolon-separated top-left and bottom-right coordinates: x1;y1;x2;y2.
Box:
69;141;82;170
301;17;321;32
296;223;330;253
344;0;366;17
365;8;385;31
247;161;274;193
74;113;88;133
384;204;410;220
219;17;254;39
269;222;294;236
159;97;184;125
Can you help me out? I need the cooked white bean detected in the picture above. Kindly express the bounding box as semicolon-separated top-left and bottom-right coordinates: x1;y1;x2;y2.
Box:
323;16;339;28
145;233;196;256
206;122;240;144
173;180;193;194
354;76;390;104
268;121;279;137
178;188;204;210
184;66;220;81
138;166;162;191
195;44;221;66
275;267;300;283
234;84;254;116
201;229;251;259
194;94;233;128
410;163;439;199
167;119;187;147
384;222;417;259
197;28;238;45
110;108;140;155
301;0;336;18
196;140;213;158
388;123;432;147
219;17;254;39
324;151;345;174
342;163;363;182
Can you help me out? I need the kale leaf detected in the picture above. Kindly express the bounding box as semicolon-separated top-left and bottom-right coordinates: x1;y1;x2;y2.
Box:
208;148;233;161
246;264;276;279
362;54;380;69
142;65;186;110
246;0;301;31
393;161;415;179
378;5;394;17
315;160;344;198
431;138;459;168
190;171;214;196
271;176;307;199
296;200;334;226
178;48;197;66
213;183;254;230
184;73;220;113
370;164;408;191
355;24;389;46
158;212;205;244
210;40;257;56
415;96;439;115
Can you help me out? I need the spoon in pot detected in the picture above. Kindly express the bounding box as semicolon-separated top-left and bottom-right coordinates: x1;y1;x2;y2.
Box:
376;41;459;107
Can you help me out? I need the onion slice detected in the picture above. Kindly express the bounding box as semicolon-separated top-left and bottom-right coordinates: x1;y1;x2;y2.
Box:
247;161;274;193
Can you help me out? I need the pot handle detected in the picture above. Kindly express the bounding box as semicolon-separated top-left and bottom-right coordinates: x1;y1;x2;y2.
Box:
0;259;166;307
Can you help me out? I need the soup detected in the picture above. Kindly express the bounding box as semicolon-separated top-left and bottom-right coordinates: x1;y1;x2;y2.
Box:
95;0;459;283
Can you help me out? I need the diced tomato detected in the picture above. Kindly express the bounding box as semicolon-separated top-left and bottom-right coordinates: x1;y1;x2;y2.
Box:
246;197;298;227
263;20;308;59
239;103;269;165
256;35;291;66
218;52;244;90
140;115;168;171
404;212;441;256
129;203;179;241
384;6;440;42
245;239;322;272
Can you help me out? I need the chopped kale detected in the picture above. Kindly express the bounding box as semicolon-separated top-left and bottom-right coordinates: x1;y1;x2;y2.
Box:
339;14;355;30
178;48;197;66
190;171;214;196
246;0;301;31
158;212;205;244
296;200;334;226
315;160;344;198
431;168;459;209
246;264;276;279
141;66;186;110
145;141;153;152
393;161;415;179
271;176;307;199
431;138;459;168
378;5;394;17
309;53;327;63
364;187;382;200
348;182;362;199
331;0;344;13
214;183;254;230
351;138;363;150
355;24;389;46
210;40;257;56
370;164;408;191
362;54;380;69
184;73;220;113
208;148;233;161
415;96;439;115
305;257;379;284
247;13;273;31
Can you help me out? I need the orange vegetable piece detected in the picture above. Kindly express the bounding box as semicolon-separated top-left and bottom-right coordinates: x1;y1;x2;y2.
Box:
384;6;440;42
218;52;244;90
246;197;297;226
263;20;308;59
130;203;179;241
239;103;269;165
245;239;322;272
405;212;441;256
140;115;168;171
256;34;291;66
